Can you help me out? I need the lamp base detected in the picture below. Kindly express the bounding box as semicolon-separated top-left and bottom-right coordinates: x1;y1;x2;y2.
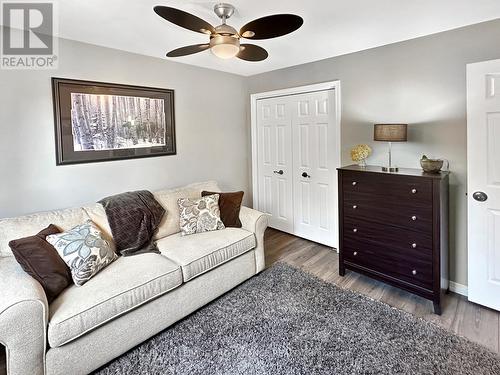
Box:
382;166;399;173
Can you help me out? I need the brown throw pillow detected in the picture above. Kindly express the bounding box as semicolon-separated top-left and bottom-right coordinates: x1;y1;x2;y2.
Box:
9;224;72;303
202;190;244;228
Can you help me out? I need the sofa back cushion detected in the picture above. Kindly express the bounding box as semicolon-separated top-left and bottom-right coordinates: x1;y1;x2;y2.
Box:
0;181;221;257
0;207;90;257
153;181;220;240
82;203;115;248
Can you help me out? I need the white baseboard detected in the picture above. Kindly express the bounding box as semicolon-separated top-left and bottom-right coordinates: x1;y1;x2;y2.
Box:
449;281;468;297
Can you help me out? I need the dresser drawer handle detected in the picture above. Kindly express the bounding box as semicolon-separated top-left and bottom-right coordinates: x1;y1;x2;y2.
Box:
412;243;417;249
352;205;357;209
411;188;417;194
352;181;357;186
353;228;358;233
411;215;417;221
412;270;417;275
353;251;358;256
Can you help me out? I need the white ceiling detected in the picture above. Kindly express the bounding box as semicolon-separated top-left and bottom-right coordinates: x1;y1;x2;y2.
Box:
49;0;500;76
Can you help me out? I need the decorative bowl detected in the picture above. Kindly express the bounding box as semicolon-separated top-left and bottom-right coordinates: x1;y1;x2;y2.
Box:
420;155;444;173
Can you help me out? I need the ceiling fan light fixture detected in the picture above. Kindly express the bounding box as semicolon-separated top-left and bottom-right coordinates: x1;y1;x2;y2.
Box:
155;4;302;61
210;35;240;59
241;30;255;38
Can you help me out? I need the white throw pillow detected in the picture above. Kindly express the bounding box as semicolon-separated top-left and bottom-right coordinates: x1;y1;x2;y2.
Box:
177;194;225;236
46;220;117;286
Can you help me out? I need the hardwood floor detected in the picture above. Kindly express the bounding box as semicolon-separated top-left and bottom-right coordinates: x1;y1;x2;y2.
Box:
0;228;497;375
265;227;500;354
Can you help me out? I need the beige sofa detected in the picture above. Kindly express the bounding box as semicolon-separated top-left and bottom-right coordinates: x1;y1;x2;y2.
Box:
0;181;269;375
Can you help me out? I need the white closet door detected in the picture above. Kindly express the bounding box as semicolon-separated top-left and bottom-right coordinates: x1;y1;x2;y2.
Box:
256;97;294;232
467;59;500;311
291;90;337;246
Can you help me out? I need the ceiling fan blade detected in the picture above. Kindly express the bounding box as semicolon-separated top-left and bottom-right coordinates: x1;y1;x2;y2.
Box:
166;44;210;57
154;6;215;35
237;44;268;62
239;14;303;40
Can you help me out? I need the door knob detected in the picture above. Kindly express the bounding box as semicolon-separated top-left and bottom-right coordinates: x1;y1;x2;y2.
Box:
302;172;311;178
273;170;284;175
473;191;488;202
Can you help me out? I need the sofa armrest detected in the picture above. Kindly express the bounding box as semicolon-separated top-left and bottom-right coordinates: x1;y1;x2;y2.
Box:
0;257;47;375
239;206;270;273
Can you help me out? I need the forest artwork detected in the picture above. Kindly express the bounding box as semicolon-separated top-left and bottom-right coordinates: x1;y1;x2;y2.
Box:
52;78;176;165
71;93;167;151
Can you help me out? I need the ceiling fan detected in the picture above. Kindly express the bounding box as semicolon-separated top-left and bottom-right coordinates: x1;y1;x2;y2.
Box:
153;3;303;61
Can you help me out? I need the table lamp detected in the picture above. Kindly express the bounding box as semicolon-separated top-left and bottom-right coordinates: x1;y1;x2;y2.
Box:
374;124;407;172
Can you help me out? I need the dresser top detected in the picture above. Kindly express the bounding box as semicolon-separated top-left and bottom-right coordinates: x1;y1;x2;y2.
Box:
338;165;450;179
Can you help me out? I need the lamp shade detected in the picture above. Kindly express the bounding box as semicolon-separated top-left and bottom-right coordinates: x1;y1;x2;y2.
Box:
374;124;408;142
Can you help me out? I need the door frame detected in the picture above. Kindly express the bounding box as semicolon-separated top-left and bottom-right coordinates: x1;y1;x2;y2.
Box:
250;81;342;249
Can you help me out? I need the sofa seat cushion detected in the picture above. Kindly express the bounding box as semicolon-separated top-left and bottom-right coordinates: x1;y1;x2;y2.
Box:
48;253;182;348
157;228;256;282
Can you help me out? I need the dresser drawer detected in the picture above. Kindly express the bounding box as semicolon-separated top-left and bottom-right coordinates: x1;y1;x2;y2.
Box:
343;236;432;264
343;216;432;254
342;244;433;290
342;170;432;203
343;191;432;232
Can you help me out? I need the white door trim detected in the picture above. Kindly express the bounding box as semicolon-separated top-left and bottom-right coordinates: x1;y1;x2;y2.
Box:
449;281;468;297
250;81;342;249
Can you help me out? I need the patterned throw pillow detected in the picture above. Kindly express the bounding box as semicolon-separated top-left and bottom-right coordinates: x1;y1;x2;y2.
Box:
201;190;244;228
46;220;117;286
177;194;225;236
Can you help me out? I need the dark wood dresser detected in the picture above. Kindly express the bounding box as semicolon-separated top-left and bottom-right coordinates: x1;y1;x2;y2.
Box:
338;165;449;314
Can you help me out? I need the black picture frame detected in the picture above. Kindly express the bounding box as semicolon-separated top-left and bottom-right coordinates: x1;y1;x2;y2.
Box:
52;77;176;165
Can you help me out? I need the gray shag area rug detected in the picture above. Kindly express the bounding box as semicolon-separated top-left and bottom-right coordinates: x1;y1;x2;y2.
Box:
95;263;500;375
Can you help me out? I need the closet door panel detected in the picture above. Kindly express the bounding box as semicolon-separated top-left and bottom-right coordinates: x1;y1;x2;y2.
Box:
256;98;294;232
292;90;336;246
255;88;338;247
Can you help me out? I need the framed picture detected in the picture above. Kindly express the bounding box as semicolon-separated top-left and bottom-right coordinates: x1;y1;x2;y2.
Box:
52;78;176;165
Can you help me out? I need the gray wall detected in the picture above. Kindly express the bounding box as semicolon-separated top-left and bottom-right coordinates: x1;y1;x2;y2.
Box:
246;19;500;286
2;20;499;286
0;33;249;218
